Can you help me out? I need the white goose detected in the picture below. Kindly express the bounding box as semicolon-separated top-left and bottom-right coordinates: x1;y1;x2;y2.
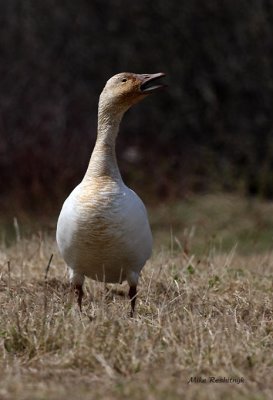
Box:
56;72;166;316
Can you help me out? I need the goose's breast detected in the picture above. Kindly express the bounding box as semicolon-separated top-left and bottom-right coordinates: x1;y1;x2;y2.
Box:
56;182;152;281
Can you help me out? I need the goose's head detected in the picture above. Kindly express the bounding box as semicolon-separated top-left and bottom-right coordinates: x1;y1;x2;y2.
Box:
99;72;166;116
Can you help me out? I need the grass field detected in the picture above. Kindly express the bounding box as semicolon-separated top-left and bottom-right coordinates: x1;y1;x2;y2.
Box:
0;195;273;399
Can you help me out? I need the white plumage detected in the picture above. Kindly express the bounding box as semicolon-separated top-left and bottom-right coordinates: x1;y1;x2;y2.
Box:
56;72;165;315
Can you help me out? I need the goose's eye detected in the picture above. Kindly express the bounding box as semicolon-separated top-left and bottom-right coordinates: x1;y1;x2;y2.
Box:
121;78;127;83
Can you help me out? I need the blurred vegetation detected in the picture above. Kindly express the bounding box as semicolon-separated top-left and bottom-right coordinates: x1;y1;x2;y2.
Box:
3;194;273;256
1;0;273;215
150;194;273;255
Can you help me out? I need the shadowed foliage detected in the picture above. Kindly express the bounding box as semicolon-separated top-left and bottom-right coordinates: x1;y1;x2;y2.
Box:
0;0;273;214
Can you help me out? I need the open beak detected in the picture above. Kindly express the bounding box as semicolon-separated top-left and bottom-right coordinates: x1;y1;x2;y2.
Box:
139;72;166;94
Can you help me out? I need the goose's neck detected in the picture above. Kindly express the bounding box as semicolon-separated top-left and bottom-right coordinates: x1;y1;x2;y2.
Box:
84;106;124;181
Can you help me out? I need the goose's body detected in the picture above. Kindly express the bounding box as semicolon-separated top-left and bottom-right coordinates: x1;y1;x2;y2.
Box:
56;72;165;315
57;179;152;285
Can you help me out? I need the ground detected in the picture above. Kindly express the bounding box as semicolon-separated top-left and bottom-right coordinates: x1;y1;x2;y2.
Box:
0;195;273;400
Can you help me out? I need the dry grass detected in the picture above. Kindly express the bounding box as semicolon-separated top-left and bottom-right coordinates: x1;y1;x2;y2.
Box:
0;195;273;399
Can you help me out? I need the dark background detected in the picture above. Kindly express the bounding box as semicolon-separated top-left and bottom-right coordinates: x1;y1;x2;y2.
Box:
1;0;273;216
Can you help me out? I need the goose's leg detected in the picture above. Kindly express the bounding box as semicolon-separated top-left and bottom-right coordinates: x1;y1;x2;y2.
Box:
75;284;84;311
68;267;85;312
127;271;139;317
129;286;137;317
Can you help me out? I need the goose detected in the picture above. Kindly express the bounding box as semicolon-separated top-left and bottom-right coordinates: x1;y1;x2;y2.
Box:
56;72;166;316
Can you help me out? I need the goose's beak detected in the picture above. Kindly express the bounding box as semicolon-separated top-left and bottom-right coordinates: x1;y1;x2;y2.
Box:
139;73;167;94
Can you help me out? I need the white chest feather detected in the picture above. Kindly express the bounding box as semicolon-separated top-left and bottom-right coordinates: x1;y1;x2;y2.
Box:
56;177;152;283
